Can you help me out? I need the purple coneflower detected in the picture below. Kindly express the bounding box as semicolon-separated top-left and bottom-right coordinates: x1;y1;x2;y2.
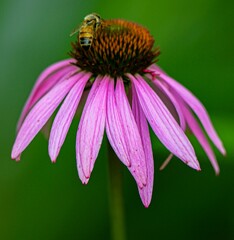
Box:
12;16;225;207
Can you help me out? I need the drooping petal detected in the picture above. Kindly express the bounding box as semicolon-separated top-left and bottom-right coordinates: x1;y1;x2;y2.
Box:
153;80;186;130
31;59;76;91
106;80;130;167
128;74;200;171
181;102;220;175
17;59;77;130
11;73;81;160
147;64;166;75
153;79;186;170
76;76;109;183
49;73;91;162
106;78;147;188
132;85;154;207
116;78;148;187
151;67;226;155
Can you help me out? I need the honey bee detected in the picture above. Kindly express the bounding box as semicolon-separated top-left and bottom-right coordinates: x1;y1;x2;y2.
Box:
70;13;102;50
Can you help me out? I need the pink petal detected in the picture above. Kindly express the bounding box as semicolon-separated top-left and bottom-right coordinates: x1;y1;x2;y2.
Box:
153;80;186;130
76;76;109;183
152;79;188;171
128;74;200;171
151;66;226;155
147;64;166;75
181;102;220;175
17;59;77;130
49;73;91;162
106;78;147;188
115;78;148;187
31;59;76;91
11;73;81;160
152;80;187;170
105;80;130;167
132;85;154;207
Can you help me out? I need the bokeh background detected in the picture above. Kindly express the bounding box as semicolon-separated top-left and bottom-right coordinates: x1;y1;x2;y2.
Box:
0;0;233;239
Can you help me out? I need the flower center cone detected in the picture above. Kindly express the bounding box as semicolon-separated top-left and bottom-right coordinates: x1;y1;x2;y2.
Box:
70;19;160;78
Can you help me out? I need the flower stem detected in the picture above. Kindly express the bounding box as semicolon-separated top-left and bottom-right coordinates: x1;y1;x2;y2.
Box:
107;142;126;240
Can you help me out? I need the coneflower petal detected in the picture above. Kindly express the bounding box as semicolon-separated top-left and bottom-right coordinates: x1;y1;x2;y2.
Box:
129;74;200;171
155;70;226;155
115;78;147;187
17;59;77;130
181;102;220;175
152;80;187;170
11;74;81;160
30;59;76;91
153;80;186;130
132;85;154;207
106;80;130;166
33;68;78;140
49;73;91;162
76;76;109;183
106;78;147;188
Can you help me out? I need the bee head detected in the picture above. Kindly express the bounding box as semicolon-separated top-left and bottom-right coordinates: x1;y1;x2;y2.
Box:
84;13;101;25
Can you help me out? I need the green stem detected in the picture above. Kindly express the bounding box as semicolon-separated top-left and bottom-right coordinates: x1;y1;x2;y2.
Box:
108;143;126;240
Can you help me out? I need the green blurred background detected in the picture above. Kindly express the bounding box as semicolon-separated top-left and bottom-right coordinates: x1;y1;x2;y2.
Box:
0;0;233;239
